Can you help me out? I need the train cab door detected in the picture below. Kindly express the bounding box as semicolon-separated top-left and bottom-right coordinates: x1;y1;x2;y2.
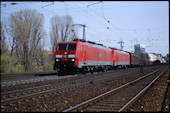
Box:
115;52;118;66
80;45;86;64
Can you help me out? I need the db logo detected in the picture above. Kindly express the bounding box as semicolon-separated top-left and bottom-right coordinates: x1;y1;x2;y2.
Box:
63;55;67;58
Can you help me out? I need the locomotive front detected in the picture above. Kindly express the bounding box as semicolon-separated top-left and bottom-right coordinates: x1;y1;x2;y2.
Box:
53;42;78;73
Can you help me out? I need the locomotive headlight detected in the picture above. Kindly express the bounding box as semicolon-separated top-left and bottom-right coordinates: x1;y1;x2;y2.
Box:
70;59;75;61
56;59;60;62
68;55;75;58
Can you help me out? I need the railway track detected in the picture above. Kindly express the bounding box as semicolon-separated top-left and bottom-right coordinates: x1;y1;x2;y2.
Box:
1;73;81;87
1;68;141;106
1;66;160;87
63;67;167;112
1;65;165;112
1;71;58;80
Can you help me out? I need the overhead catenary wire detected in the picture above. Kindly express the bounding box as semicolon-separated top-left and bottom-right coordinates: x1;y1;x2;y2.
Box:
79;2;126;39
2;2;168;39
63;1;69;16
42;2;54;8
72;2;120;39
1;1;168;56
80;1;130;38
84;1;161;9
72;2;125;41
2;1;134;40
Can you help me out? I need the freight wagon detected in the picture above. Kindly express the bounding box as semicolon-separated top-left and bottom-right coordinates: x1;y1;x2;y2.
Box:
129;52;139;67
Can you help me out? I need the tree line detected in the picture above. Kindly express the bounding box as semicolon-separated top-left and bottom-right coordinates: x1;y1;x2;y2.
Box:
1;9;78;73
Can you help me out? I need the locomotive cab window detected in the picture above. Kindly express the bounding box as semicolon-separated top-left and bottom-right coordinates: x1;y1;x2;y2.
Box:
57;44;76;51
68;44;76;50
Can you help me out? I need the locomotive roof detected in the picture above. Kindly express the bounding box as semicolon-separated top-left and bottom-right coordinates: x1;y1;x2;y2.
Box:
73;38;110;50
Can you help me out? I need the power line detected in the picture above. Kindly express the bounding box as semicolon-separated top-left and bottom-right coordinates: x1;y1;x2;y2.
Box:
72;24;86;40
63;1;68;16
73;2;124;39
0;2;18;8
87;1;102;7
86;2;161;9
73;2;115;37
118;40;124;49
79;1;126;39
5;2;129;39
80;2;109;22
101;1;107;21
80;2;130;38
2;2;168;44
42;1;54;8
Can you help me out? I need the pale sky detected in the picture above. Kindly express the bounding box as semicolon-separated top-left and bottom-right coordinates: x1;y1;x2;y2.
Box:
1;1;169;56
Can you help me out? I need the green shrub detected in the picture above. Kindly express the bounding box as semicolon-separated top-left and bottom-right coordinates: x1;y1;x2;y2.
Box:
1;54;18;73
44;61;53;71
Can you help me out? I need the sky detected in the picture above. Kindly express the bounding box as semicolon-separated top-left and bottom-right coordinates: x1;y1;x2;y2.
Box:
1;1;169;56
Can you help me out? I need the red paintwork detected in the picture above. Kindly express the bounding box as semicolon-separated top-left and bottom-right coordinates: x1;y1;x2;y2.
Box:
85;45;113;62
111;49;130;66
55;41;130;68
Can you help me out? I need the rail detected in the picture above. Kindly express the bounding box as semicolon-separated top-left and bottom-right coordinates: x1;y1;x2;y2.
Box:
118;68;167;112
62;68;162;112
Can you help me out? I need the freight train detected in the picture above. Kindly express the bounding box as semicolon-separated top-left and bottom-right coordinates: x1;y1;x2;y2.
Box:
53;39;162;74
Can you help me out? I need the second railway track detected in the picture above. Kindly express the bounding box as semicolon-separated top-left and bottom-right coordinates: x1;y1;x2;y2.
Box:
63;67;167;112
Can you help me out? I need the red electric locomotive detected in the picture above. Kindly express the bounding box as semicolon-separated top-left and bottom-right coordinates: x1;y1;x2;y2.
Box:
53;39;131;74
53;39;113;73
110;48;130;69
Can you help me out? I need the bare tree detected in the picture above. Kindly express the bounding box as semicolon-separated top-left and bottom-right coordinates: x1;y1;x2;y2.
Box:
0;20;9;54
34;38;46;71
6;9;45;72
50;16;60;60
50;15;76;59
60;16;74;42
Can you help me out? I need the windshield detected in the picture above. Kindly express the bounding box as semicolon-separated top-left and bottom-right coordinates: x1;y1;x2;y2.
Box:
57;44;76;51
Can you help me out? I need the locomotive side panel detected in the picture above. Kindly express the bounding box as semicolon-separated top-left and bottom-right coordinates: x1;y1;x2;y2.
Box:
76;42;87;68
78;42;113;68
113;50;130;67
